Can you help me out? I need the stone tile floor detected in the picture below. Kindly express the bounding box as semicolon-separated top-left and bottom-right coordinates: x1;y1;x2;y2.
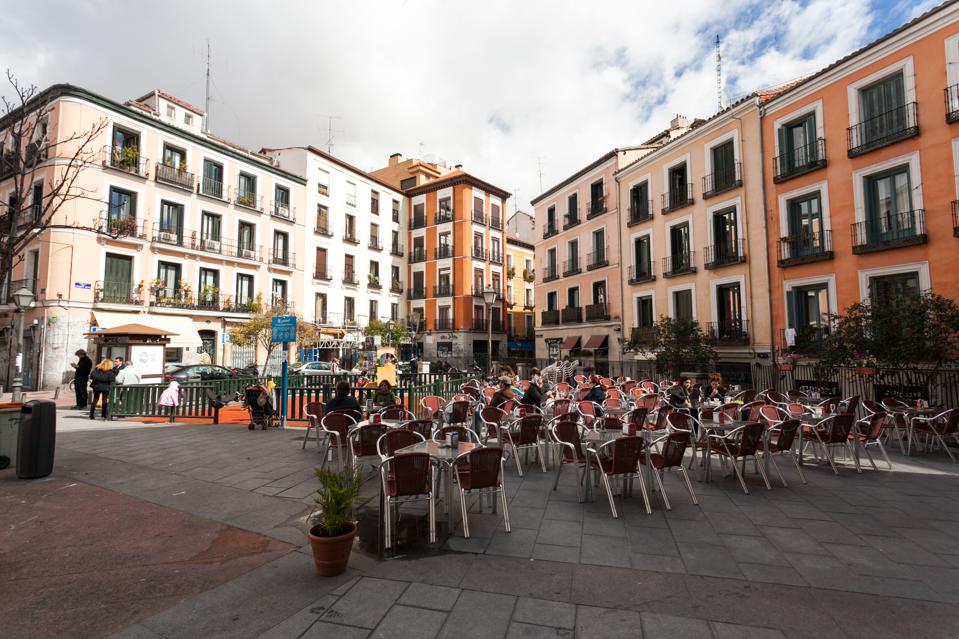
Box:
12;409;959;638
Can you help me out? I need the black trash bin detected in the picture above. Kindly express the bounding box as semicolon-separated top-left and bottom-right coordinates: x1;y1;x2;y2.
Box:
17;399;56;479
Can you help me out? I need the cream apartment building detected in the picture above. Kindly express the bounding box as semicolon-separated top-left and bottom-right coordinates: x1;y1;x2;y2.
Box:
0;85;307;389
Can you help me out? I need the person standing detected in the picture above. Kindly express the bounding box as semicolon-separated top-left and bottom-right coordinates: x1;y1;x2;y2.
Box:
88;359;116;420
71;349;93;409
112;357;125;374
115;361;140;385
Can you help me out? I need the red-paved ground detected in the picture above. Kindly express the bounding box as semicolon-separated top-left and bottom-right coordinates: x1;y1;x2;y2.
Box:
0;478;293;639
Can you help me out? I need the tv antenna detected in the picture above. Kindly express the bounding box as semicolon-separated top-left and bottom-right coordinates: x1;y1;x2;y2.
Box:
203;40;213;132
715;34;724;111
536;156;545;193
321;115;342;154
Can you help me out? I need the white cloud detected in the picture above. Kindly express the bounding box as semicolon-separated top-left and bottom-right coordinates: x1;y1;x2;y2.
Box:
0;0;913;212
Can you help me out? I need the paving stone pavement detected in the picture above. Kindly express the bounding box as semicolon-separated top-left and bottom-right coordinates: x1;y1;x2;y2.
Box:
26;411;959;637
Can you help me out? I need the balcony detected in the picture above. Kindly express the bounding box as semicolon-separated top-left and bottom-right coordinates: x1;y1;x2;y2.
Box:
234;191;263;212
151;223;184;247
851;210;927;254
368;237;382;251
563;258;581;277
703;239;746;270
630;326;655;346
390;280;403;294
627;262;655;285
407;319;426;333
191;235;224;255
777;231;834;267
541;310;560;326
847;102;919;157
586;196;607;219
102;145;148;178
489;251;503;265
563;211;580;230
197;176;226;200
543;265;559;283
94;280;139;305
472;286;502;300
662;252;696;277
271;200;294;221
435;244;453;259
471;318;503;332
313;269;332;281
367;276;382;290
472;209;485;224
270;250;295;268
702;162;742;199
433;283;452;298
779;326;830;355
472;246;486;260
391;242;404;257
314;218;333;237
342;230;360;245
409;247;427;263
435;317;455;331
946;85;959;123
773;138;827;183
523;268;535;282
226;242;261;262
155;163;195;191
408;287;426;300
342;270;359;286
587;250;607;270
561;306;582;324
411;214;427;230
97;215;147;240
490;215;502;230
626;202;654;227
435;209;453;225
661;184;693;213
585;303;609;322
542;223;558;239
704;320;750;345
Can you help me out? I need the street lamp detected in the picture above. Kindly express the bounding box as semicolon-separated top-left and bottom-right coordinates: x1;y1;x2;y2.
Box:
483;284;497;375
11;286;35;402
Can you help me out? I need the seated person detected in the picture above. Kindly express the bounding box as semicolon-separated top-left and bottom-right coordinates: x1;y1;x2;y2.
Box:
520;377;545;407
373;379;398;407
325;380;361;414
489;377;515;409
706;379;726;402
667;377;690;409
585;376;606;405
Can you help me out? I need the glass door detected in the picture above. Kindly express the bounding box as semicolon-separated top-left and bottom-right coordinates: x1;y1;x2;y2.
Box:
716;283;743;337
713;207;738;260
103;254;132;303
866;166;912;243
787;193;823;257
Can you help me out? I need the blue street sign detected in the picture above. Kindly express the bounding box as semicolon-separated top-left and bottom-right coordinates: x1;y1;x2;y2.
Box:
271;315;297;343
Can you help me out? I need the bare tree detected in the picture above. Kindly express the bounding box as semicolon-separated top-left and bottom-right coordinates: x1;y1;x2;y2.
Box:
0;71;107;289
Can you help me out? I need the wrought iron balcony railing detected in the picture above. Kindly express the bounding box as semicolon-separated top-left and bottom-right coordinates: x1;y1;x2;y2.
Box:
847;102;919;157
777;230;833;267
773;138;826;183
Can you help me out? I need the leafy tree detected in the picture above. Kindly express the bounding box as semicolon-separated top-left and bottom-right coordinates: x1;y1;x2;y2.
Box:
362;319;408;347
648;316;716;378
228;306;318;374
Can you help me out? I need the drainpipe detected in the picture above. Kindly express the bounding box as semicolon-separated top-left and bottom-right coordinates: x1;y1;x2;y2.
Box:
614;152;626;365
756;97;777;372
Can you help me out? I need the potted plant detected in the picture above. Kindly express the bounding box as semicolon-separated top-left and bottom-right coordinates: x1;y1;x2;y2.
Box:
506;266;516;279
367;273;380;287
778;351;799;372
307;466;363;576
853;351;879;376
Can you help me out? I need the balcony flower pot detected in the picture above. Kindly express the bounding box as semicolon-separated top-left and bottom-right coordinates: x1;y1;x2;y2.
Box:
307;466;363;577
857;367;878;376
778;363;795;372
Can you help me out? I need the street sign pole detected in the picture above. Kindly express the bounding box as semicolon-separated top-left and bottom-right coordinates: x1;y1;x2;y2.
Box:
271;315;297;430
280;342;289;429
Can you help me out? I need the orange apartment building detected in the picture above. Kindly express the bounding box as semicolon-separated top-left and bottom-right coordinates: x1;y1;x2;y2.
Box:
370;155;511;362
762;2;959;358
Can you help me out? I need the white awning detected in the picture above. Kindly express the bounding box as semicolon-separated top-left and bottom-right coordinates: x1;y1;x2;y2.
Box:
91;311;203;350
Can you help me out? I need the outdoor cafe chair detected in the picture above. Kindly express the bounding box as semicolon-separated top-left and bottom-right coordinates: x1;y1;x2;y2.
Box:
785;402;808;418
480;406;510;444
804;413;861;475
320;412;357;470
606;388;625;401
574;387;592;401
622;380;637;394
640;429;698;509
516;380;531;392
380;406;415;421
741;400;765;422
760;389;789;406
851;413;893;471
454;446;510;539
758;418;806;487
380;452;436;549
706;421;771;494
550;418;589;501
625;407;649;430
599;377;614;388
640;379;659;394
378;429;425;459
350;422;389;472
574;374;586;385
840;395;860;415
760;404;789;425
587;435;649;518
910;408;959;462
327;408;363;423
730;388;756;403
548;398;572;417
516;404;544;417
403;418;434;439
420;395;446;421
716;403;741;423
577;400;603;429
602;397;624;410
433;425;481;444
787;389;808;401
553;382;572;397
591;415;623;435
302;401;324;450
868;399;905;452
445;400;472;427
500;414;546;476
881;397;910;410
482;387;496;404
667;410;705;468
817;397;841;415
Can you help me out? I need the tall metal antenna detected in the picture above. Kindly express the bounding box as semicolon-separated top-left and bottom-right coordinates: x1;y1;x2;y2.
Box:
203;40;212;132
325;115;342;154
715;34;724;111
536;157;545;193
418;141;425;158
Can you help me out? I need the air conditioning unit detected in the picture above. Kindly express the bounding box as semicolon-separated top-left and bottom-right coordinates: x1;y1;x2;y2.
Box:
239;248;256;259
201;239;221;252
159;231;178;243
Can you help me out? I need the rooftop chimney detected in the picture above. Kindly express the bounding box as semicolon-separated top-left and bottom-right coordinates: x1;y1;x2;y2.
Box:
388;153;402;166
670;115;692;129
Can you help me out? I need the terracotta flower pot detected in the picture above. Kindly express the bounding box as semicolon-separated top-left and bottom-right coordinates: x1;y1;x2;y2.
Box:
857;367;878;376
779;363;795;372
307;522;357;577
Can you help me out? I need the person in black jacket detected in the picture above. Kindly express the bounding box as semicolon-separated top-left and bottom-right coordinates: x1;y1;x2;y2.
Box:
325;380;361;414
519;378;544;407
89;359;116;420
71;349;93;408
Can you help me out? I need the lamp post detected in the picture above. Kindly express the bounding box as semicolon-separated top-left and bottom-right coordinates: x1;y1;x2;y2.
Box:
483;284;497;375
10;286;36;403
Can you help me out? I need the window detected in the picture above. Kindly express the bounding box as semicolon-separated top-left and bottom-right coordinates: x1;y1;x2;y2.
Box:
667;163;689;207
237;222;255;251
317;170;330;196
473;268;484;294
472;196;484;221
391;265;401;286
632;235;651;280
369;260;380;279
156;261;181;299
272;231;289;265
438;196;451;216
491;202;501;227
345;214;356;240
369;300;378;322
437;341;452;357
108;187;136;222
716;283;743;334
162;145;186;170
547;291;558;311
546;247;557;273
271;279;288;305
789;284;829;330
412;270;425;294
344;297;355;322
710;140;737;191
315;293;328;323
567;239;579;273
202;159;224;198
370;223;379;248
712;206;739;260
869;271;920;304
546;206;556;232
778;113;818;175
860;73;906;145
636;296;654;328
525;258;533;272
473;232;484;258
236;274;254;306
567;286;580;309
491;272;501;293
590;229;605;267
391;303;398;321
201;212;221;242
346;181;356;207
344;254;355;281
491;238;501;260
315;248;328;278
589;179;604;213
274;185;290;216
673;289;693;321
525;288;534;306
158;201;183;243
863;165;915;244
109;126;140;171
102;253;133;303
400;177;417;190
506;253;513;270
567;193;578;222
669;222;691;271
412;202;425;227
238;172;256;199
198;268;219;303
371;191;379;215
391;230;400;252
392;199;400;222
316;204;330;232
786;192;824;256
629;182;649;221
166;105;175;118
592;281;606;306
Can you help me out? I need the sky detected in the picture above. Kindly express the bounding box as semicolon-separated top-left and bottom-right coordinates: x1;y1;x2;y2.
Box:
0;0;942;213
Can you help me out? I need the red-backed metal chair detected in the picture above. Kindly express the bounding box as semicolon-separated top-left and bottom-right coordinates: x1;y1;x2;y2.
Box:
433;424;481;444
760;404;788;425
786;389;807;401
817;397;841;415
349;423;389;471
380;405;414;421
320;412;357;469
622;380;637;394
574;387;591;402
550;418;589;501
482;387;496;404
403;418;434;439
666;410;704;467
640;379;658;394
910;408;959;462
302;401;324;449
380;452;435;549
840;395;860;415
606;388;624;401
445;400;471;427
501;414;546;476
516;404;544;417
785;402;807;418
327;408;363;423
730;388;756;403
639;429;698;509
479;406;509;444
420;395;446;421
593;415;623;433
761;389;789;406
759;418;806;486
454;446;510;539
851;413;892;470
805;413;861;475
707;422;771;494
716;403;740;423
574;374;586;385
626;407;649;430
862;399;883;415
553;382;571;397
637;395;659;411
550;398;572;417
868;399;905;453
377;429;425;459
602;397;623;410
742;400;765;422
577;400;602;429
587;435;649;517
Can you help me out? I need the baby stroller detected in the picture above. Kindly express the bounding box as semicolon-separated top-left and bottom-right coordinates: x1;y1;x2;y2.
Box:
243;384;276;430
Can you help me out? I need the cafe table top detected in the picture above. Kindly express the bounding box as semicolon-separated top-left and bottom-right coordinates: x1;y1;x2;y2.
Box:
354;418;408;429
396;439;478;462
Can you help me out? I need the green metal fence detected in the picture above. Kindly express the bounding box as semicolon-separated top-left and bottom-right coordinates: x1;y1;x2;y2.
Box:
107;383;222;422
